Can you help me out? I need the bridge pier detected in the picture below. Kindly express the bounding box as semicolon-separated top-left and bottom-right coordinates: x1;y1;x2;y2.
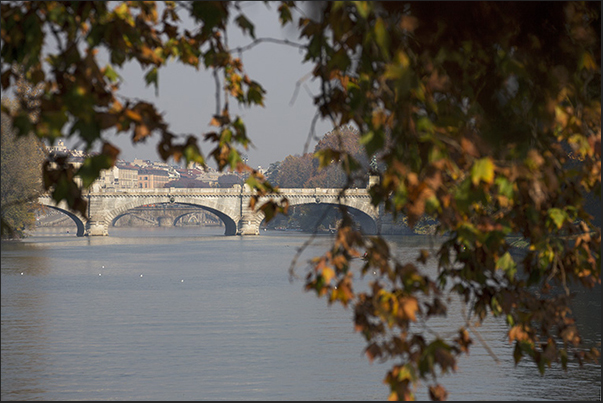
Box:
236;191;261;235
237;216;260;235
85;220;108;236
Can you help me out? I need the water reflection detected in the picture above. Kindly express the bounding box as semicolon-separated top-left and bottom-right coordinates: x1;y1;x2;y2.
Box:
1;229;600;401
1;246;51;400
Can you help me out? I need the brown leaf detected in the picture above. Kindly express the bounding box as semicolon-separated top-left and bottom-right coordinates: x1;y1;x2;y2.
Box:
399;15;419;32
416;249;429;264
125;109;142;122
461;137;479;158
508;325;530;343
133;123;150;142
399;296;419;321
429;384;448;401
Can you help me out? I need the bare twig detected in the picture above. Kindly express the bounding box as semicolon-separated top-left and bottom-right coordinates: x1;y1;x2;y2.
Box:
213;69;221;116
288;204;334;282
231;37;304;54
460;300;500;364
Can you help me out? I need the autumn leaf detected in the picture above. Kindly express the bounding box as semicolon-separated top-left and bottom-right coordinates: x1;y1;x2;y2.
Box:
470;157;495;186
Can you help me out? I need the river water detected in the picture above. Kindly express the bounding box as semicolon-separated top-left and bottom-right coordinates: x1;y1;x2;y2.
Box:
1;227;600;401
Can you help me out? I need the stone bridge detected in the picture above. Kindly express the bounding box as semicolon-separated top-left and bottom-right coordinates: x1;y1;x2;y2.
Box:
38;185;381;236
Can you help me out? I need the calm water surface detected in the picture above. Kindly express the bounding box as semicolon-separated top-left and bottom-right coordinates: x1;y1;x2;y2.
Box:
1;227;600;401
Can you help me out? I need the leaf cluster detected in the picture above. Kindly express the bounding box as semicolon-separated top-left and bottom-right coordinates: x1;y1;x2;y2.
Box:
1;1;267;218
294;1;600;400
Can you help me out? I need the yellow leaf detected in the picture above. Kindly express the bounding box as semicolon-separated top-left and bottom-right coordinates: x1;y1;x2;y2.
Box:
322;267;335;283
555;105;569;128
470;157;495;186
580;51;597;72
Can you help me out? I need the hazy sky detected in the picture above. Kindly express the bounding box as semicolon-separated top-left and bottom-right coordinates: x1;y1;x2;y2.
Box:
93;2;334;170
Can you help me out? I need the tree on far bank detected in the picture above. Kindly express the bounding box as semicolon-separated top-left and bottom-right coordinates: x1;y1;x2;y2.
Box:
1;100;45;238
274;126;369;188
264;161;281;186
1;2;599;400
164;177;210;189
275;153;314;188
217;173;242;188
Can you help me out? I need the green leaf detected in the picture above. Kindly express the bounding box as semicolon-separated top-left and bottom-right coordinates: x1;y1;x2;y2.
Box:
374;17;390;59
144;67;159;96
352;1;371;19
560;349;568;370
513;342;523;365
360;130;384;157
228;148;241;168
495;176;514;198
191;2;228;31
547;208;567;229
425;195;441;214
246;82;265;106
232;117;248;145
76;154;114;188
260;201;277;222
314;148;340;169
327;48;352;72
416;116;435;135
69;119;101;147
12;113;33;137
471;157;495;186
220;128;233;144
235;15;255;39
103;64;121;83
277;3;293;26
184;144;205;166
496;252;517;280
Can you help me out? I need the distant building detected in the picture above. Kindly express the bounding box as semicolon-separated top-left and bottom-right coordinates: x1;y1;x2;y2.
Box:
99;162;139;190
133;158;150;167
138;168;170;189
46;139;68;154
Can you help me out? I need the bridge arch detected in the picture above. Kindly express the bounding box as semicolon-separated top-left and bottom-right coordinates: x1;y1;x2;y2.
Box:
174;212;199;226
173;210;220;227
37;202;86;237
285;199;377;234
256;189;379;235
103;199;238;236
171;203;235;234
111;211;157;227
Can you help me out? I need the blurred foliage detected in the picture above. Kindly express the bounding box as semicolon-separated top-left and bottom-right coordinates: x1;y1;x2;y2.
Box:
1;1;600;400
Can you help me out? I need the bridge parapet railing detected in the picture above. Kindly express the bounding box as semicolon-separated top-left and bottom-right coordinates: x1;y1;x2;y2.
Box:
87;187;369;196
96;187;245;196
